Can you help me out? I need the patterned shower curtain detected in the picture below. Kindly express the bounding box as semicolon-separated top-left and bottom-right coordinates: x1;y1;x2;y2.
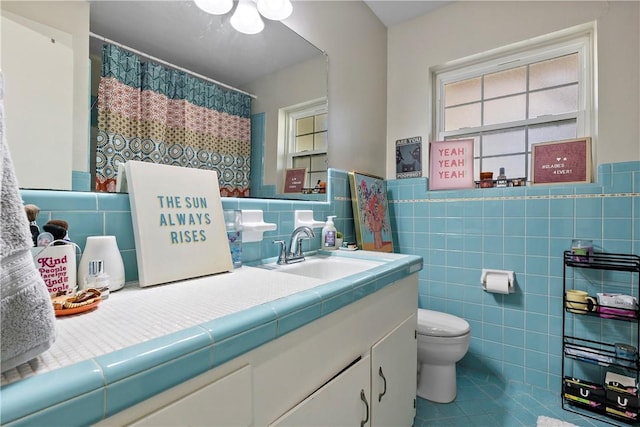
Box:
96;44;252;196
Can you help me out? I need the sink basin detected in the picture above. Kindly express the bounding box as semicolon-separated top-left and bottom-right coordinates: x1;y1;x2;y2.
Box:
256;255;383;281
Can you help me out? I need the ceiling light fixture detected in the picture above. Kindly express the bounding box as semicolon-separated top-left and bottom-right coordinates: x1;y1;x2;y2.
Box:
194;0;292;35
194;0;233;15
256;0;293;21
230;0;265;35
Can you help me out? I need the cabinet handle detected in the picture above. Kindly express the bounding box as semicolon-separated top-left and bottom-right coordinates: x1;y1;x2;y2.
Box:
360;389;369;427
378;366;387;402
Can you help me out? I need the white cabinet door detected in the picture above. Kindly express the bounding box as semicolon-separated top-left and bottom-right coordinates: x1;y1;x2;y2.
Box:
270;354;371;427
370;313;417;427
129;365;252;427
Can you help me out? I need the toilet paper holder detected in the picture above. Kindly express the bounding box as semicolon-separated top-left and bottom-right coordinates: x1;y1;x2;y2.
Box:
481;269;515;294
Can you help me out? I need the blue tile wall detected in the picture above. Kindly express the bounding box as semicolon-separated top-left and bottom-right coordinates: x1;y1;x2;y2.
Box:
20;162;640;397
387;161;640;396
20;168;354;284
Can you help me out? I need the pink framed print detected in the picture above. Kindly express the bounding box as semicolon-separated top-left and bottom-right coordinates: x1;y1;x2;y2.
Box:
428;139;475;190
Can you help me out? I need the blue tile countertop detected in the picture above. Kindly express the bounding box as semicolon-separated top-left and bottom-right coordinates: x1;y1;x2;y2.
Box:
0;250;422;427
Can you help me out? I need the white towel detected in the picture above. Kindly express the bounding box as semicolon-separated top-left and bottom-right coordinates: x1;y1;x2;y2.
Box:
536;416;578;427
0;71;56;372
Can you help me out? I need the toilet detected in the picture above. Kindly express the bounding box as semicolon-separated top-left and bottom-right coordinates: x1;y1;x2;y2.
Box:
416;308;470;403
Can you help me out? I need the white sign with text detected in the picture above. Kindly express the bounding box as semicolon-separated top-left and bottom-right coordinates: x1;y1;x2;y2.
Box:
125;161;232;287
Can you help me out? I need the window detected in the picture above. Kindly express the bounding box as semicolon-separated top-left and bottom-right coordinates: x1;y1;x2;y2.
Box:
283;98;328;189
433;26;594;183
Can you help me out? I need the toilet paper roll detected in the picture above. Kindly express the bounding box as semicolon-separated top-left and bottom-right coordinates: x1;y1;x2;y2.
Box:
485;273;510;294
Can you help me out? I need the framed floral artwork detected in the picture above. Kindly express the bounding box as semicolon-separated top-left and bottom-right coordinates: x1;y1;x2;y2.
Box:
348;172;394;252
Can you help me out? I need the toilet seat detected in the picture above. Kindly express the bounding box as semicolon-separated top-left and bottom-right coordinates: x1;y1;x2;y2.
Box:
417;309;470;338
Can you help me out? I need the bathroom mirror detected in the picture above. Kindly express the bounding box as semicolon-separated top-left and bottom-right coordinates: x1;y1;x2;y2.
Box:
4;0;328;200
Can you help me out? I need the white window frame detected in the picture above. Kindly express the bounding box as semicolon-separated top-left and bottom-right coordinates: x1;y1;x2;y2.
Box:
432;23;595;181
276;97;328;192
284;98;328;168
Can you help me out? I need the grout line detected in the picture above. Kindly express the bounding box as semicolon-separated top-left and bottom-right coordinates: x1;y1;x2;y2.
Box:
390;192;640;204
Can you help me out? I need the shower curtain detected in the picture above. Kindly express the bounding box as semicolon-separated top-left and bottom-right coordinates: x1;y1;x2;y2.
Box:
95;44;252;196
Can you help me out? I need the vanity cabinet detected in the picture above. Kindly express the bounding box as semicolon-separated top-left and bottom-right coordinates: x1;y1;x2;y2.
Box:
98;274;418;427
271;313;417;427
129;365;252;427
270;354;372;426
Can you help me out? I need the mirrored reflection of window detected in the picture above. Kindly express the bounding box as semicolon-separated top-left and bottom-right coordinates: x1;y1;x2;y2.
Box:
284;99;328;189
434;26;594;183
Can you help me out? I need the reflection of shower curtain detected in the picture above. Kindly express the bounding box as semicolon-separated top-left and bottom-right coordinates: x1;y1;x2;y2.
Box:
96;44;251;196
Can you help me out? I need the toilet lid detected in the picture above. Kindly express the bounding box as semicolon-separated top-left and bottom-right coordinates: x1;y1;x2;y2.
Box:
417;309;470;337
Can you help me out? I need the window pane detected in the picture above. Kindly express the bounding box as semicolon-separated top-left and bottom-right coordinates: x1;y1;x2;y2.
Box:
309;171;328;186
296;117;314;136
315;113;328;132
530;53;578;90
484;66;526;99
527;120;577;151
314;131;328;151
447;136;480;158
295;134;314;152
445;103;481;131
529;85;578;118
310;154;327;172
483;128;525;156
292;156;309;170
482;154;526;179
484;94;526;126
445;77;481;106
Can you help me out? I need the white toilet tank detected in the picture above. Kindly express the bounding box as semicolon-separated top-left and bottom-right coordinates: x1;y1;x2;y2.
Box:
417;309;470;337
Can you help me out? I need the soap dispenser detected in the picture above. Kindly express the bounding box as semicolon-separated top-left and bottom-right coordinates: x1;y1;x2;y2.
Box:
322;216;337;250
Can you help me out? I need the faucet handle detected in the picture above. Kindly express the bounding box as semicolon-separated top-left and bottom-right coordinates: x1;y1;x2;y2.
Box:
273;240;287;264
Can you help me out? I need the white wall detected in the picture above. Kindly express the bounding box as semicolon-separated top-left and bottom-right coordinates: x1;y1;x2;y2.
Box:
386;1;640;180
1;0;90;180
1;12;74;190
285;1;389;179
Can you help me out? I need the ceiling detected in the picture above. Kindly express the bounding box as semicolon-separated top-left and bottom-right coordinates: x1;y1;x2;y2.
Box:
364;1;452;27
88;1;451;90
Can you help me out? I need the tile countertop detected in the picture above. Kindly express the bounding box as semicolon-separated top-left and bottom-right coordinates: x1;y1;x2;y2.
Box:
0;250;423;427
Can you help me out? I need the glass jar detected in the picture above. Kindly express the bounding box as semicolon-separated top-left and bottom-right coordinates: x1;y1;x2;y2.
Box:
480;171;494;188
571;239;594;263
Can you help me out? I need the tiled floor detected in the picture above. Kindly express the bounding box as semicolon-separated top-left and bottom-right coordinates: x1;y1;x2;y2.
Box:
414;366;618;427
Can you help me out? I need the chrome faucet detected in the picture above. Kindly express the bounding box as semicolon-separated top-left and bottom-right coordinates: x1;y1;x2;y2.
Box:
274;226;315;264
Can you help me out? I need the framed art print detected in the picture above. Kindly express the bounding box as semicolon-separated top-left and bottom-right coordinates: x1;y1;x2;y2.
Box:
124;161;232;287
531;138;591;185
284;167;307;193
396;136;422;179
429;139;475;190
348;171;393;252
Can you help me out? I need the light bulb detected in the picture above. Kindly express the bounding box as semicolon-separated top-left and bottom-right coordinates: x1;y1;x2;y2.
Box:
230;0;265;35
194;0;233;15
257;0;293;21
